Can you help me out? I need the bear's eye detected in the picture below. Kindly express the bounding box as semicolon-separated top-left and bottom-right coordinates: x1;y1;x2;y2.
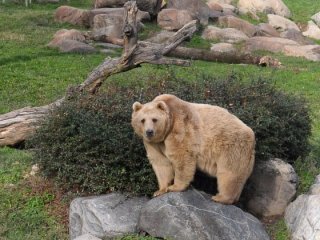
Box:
152;118;158;123
141;119;145;124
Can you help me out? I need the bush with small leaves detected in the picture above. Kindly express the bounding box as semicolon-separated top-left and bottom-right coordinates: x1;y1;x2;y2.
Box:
28;72;311;195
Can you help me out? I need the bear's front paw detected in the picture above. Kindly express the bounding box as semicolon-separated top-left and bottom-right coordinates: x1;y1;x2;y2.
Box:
153;188;168;197
212;194;234;205
167;184;188;192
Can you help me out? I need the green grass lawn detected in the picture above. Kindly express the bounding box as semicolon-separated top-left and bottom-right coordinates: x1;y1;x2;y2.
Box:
0;0;319;239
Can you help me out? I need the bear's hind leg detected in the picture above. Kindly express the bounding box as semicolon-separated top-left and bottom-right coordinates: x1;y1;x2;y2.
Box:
212;171;246;205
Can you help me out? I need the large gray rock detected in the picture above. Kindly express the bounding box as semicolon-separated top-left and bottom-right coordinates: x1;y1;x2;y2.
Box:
268;14;300;32
157;9;194;31
89;8;150;27
202;26;249;43
55;6;91;27
139;188;270;240
255;23;280;37
245;36;320;61
55;6;150;28
207;1;237;15
283;45;320;62
55;40;95;54
244;36;299;53
210;42;236;54
48;29;86;45
218;15;257;37
285;175;320;240
244;158;298;219
311;12;320;27
92;14;124;39
303;20;320;40
47;29;96;53
166;0;222;25
69;193;149;240
146;30;175;43
95;0;162;15
238;0;291;17
281;28;315;45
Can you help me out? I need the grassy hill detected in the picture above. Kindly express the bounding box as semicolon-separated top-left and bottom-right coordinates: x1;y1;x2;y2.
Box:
0;0;319;239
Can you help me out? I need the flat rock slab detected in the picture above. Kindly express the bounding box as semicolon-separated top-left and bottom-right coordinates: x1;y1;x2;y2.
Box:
69;193;149;239
139;188;270;240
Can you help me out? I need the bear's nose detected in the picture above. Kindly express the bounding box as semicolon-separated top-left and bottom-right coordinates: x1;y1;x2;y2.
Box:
146;129;154;138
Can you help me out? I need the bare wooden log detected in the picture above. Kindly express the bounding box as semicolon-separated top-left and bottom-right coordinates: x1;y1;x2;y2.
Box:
167;47;281;66
0;99;63;146
95;39;280;67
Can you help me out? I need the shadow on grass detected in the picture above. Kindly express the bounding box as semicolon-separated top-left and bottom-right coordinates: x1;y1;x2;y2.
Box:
0;51;86;66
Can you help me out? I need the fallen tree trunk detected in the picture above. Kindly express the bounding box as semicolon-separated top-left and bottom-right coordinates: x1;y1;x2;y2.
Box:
0;100;63;146
0;1;196;147
95;37;280;66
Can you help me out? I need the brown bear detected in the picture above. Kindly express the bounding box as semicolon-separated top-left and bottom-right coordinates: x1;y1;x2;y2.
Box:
131;94;255;204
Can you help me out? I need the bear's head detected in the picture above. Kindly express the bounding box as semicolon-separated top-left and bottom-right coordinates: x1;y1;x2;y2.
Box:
131;100;171;143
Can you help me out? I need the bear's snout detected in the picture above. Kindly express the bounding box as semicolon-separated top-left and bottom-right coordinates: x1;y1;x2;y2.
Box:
146;129;154;138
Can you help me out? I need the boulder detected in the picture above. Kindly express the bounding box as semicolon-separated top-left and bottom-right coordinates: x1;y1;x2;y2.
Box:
49;39;96;53
48;29;86;46
243;158;298;219
218;15;256;37
89;8;150;27
94;0;127;8
138;188;270;240
94;0;162;15
55;6;150;28
55;6;91;27
310;175;320;194
69;193;149;239
238;0;291;18
285;175;320;240
47;29;95;54
157;9;194;31
146;30;175;43
283;45;320;62
244;36;299;53
302;20;320;40
245;37;320;61
210;42;236;54
207;1;224;12
92;14;124;39
311;12;320;27
281;29;314;45
219;3;237;15
268;14;300;32
202;26;249;43
166;0;222;25
255;23;280;37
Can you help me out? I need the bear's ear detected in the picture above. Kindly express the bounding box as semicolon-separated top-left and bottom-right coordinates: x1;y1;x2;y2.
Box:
132;102;143;112
157;101;168;112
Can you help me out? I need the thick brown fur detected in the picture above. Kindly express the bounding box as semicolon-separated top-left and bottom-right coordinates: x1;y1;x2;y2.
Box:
131;94;255;204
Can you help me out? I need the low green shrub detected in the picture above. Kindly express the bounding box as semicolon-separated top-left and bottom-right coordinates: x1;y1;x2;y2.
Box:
28;72;311;195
